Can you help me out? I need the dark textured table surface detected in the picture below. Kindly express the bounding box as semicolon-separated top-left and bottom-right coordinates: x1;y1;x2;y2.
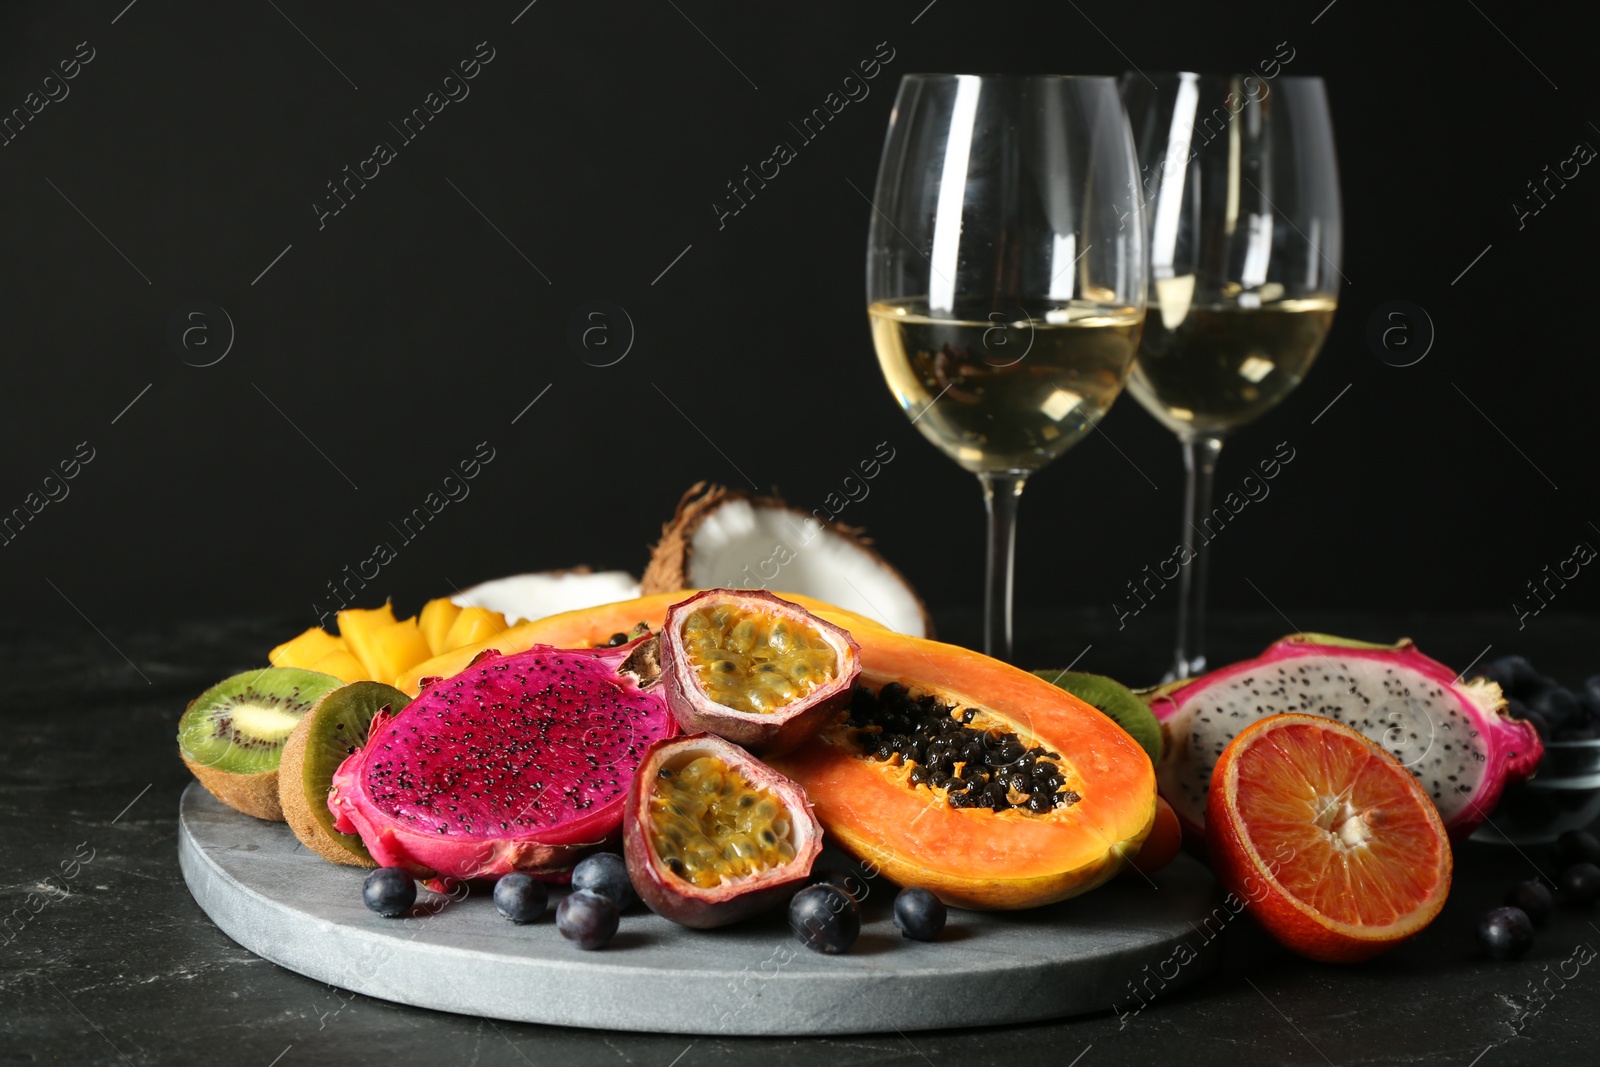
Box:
4;609;1597;1066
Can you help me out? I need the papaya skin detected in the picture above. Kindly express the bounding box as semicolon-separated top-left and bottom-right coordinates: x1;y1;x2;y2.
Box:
772;623;1157;910
393;591;887;696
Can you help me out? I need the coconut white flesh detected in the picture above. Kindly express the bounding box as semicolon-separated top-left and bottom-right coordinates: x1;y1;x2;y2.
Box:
452;571;641;625
684;500;928;637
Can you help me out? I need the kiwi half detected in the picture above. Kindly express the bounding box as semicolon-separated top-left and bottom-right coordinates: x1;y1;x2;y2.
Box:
177;667;344;821
279;681;408;867
1031;669;1162;764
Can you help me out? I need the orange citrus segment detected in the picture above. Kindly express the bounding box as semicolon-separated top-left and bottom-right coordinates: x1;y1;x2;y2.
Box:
1207;713;1451;962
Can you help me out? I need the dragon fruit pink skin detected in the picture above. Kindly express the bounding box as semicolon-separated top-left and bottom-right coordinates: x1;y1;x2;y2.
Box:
328;637;676;883
1146;634;1543;843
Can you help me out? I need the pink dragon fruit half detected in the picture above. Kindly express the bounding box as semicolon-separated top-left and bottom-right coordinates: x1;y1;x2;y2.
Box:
328;637;676;883
1146;634;1543;842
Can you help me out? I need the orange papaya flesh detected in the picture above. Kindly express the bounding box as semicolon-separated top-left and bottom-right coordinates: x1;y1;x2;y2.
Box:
772;622;1157;910
394;591;886;696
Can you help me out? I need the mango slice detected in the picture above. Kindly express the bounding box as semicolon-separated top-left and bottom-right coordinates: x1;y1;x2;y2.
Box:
443;606;506;652
270;627;346;670
309;648;370;684
418;598;462;656
337;603;398;678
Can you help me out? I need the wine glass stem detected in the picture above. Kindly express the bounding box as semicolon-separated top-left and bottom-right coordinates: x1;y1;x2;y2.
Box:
979;471;1027;662
1173;435;1223;679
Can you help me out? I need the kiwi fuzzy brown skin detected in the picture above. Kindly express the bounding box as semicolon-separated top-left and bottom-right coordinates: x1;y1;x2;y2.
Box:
279;709;370;866
181;695;286;821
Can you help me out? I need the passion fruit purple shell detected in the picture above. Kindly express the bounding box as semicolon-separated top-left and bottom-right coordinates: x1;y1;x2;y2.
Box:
659;589;861;755
623;734;823;929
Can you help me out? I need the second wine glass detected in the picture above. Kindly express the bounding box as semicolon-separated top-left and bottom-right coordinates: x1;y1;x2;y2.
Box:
866;74;1147;660
1120;73;1342;679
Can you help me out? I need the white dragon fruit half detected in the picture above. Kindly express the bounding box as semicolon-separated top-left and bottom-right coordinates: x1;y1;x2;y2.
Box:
1146;634;1544;842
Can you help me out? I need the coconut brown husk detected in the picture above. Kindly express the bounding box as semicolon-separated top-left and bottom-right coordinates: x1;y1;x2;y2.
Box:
641;482;934;637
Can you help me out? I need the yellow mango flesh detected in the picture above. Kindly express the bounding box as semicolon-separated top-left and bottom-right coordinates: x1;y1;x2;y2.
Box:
337;603;399;679
360;618;434;683
309;648;370;684
270;627;346;670
418;598;462;656
443;607;507;652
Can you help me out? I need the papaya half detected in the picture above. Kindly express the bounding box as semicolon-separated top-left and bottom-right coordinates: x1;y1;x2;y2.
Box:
771;621;1157;910
393;591;886;696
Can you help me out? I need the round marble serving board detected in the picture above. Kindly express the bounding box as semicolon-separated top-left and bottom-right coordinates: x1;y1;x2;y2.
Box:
179;783;1221;1034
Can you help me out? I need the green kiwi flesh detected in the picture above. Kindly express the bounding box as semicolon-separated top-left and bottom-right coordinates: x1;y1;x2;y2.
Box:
296;681;408;864
1031;669;1162;763
177;668;343;774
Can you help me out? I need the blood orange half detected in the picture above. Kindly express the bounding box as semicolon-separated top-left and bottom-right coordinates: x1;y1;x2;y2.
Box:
1206;713;1452;963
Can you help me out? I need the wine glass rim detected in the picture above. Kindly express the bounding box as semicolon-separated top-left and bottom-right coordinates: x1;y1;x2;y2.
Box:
900;72;1121;83
1136;71;1326;84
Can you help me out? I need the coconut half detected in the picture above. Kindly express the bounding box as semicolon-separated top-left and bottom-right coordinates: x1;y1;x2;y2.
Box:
451;567;641;625
641;483;932;638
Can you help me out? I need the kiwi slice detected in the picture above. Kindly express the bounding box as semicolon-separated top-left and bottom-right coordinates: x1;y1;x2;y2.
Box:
279;681;408;867
1031;669;1162;764
177;667;344;821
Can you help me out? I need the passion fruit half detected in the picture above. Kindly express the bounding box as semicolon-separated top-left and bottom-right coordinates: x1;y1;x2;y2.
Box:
623;734;823;929
659;589;862;754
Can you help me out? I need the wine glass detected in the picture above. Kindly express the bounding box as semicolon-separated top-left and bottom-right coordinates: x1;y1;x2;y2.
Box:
1119;73;1341;679
866;75;1147;661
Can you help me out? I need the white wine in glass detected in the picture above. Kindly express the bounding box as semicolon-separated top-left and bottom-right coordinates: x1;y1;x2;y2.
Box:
866;74;1147;660
1120;74;1342;678
869;298;1143;472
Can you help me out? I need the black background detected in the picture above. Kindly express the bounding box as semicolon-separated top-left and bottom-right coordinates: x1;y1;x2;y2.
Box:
1;1;1595;654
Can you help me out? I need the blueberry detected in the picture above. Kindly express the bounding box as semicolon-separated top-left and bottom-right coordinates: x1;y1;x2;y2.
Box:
1505;879;1554;926
606;632;629;647
810;868;867;904
1477;656;1541;699
362;867;416;917
892;887;947;941
1560;862;1600;906
1529;687;1581;729
1553;830;1600;868
1477;906;1535;960
789;884;860;954
571;853;637;912
493;873;549;923
556;889;619;949
1581;675;1600;719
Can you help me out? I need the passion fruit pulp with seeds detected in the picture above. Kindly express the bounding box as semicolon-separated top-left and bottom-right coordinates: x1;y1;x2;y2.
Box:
771;625;1156;910
683;605;839;713
660;590;861;754
624;734;822;929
